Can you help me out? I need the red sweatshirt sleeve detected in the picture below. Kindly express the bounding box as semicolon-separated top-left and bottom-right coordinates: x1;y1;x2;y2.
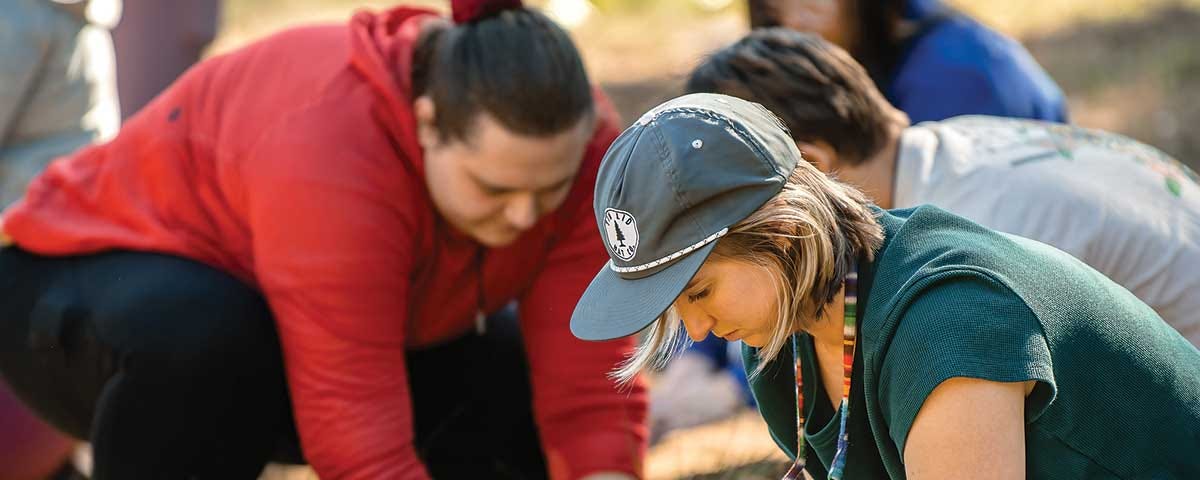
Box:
244;134;430;479
519;106;649;479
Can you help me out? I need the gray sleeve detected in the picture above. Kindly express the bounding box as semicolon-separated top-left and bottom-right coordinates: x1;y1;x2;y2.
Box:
0;8;52;149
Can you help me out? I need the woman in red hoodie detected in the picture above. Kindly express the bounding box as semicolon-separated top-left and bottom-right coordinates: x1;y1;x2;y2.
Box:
0;1;646;479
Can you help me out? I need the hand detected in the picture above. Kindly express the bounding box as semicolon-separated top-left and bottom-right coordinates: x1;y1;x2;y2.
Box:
580;473;637;480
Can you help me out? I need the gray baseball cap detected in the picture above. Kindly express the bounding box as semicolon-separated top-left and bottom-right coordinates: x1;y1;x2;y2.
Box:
570;93;802;341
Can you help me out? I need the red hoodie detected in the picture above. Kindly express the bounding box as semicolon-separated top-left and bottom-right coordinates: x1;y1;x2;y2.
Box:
2;7;647;479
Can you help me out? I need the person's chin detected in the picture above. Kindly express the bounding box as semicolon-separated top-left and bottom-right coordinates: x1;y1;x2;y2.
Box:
742;333;768;348
474;228;521;248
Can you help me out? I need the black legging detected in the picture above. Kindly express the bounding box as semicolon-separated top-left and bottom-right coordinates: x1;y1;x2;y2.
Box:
0;247;547;479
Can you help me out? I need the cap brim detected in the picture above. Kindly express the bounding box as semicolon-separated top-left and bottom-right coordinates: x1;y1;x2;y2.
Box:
570;241;717;341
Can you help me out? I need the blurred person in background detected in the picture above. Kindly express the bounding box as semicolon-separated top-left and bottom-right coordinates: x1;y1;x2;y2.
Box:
113;0;221;119
0;0;645;478
748;0;1067;123
653;0;1075;436
0;1;120;478
689;30;1200;344
0;0;119;207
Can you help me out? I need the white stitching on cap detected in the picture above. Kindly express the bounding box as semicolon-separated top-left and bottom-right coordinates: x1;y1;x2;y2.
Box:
609;228;728;273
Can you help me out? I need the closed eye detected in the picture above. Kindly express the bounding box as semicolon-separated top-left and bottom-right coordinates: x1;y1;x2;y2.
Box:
475;177;515;196
686;288;710;303
475;175;575;197
538;175;576;195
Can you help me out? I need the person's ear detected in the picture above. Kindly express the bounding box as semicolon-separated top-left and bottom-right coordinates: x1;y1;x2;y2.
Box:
795;140;841;173
415;96;440;150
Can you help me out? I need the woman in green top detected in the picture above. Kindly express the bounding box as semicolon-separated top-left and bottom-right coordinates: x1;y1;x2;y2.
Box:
570;93;1200;479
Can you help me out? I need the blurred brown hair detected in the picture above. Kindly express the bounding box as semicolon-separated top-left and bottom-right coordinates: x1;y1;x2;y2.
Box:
687;28;906;165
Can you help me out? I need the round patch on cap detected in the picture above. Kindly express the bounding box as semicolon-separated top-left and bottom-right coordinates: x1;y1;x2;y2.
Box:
603;208;640;261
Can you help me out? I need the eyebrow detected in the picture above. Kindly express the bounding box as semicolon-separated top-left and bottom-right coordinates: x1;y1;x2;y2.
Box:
472;174;513;193
471;170;576;194
538;174;576;193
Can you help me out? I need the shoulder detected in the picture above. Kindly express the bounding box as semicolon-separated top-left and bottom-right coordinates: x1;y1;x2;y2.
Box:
877;206;1017;264
866;208;1063;357
865;240;1045;345
247;89;399;172
892;17;1061;120
901;16;1022;74
869;271;1056;452
909;118;1185;258
238;93;426;242
886;268;1042;339
875;206;1111;311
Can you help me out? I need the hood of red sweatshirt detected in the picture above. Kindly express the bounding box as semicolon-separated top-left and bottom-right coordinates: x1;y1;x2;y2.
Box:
348;6;441;175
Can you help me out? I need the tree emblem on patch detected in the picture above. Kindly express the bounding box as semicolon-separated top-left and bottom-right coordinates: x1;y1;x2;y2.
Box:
603;208;639;261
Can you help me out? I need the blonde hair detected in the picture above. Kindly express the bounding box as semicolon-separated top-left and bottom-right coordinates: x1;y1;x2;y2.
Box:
612;161;883;383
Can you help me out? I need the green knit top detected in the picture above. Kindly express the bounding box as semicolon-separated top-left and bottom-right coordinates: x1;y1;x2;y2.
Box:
745;206;1200;479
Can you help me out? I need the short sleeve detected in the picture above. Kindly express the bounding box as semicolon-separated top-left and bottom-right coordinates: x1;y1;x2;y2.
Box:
892;62;1009;124
890;19;1067;123
877;272;1057;456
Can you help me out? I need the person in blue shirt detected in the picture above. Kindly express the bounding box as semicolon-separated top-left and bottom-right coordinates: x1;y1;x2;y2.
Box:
653;0;1070;438
748;0;1068;123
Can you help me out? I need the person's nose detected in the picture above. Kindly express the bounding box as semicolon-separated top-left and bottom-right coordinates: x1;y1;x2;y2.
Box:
504;192;539;231
675;301;715;342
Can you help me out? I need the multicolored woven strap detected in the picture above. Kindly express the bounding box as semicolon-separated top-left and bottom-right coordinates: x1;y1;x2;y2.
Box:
781;265;858;480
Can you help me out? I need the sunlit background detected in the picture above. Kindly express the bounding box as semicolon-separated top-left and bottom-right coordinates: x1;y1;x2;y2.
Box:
212;0;1200;172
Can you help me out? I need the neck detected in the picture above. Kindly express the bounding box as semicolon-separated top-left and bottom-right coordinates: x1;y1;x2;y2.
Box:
832;120;905;209
807;287;850;410
808;287;847;349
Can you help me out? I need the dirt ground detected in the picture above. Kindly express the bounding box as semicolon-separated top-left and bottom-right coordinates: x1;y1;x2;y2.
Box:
204;1;1200;478
258;409;791;479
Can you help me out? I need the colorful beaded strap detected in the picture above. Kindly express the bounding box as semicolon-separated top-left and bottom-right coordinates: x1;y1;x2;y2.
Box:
781;265;858;480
